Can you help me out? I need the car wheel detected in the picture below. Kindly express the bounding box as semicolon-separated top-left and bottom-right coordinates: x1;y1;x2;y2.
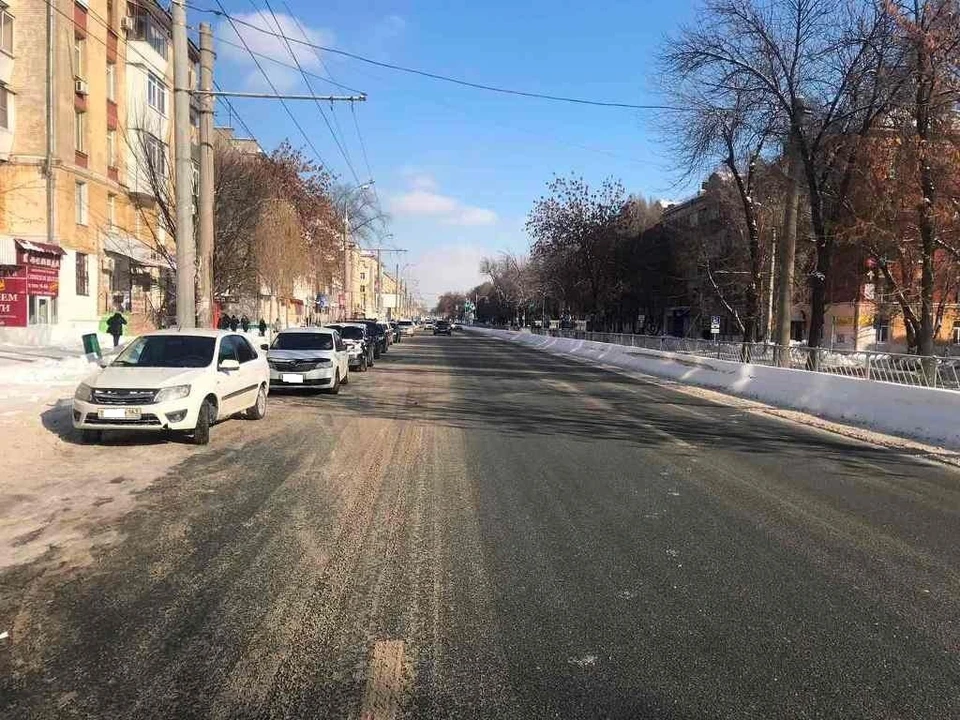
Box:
193;399;213;445
246;385;267;420
327;370;341;395
342;368;349;385
81;429;102;444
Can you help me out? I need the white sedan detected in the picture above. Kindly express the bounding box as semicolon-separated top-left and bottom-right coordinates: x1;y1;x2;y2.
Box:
267;327;350;393
72;330;270;445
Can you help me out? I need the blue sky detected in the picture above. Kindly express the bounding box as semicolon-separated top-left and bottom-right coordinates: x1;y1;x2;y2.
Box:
201;0;700;303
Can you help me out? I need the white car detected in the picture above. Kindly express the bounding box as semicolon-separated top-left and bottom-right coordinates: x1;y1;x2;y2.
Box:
267;327;350;393
72;330;270;445
397;319;415;336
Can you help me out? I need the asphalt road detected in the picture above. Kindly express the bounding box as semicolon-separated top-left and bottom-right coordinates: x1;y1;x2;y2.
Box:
2;331;960;719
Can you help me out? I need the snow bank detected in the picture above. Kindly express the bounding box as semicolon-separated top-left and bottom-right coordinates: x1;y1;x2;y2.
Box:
470;327;960;450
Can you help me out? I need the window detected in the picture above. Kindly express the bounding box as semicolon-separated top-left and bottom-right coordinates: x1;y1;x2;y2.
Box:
74;110;85;153
360;285;366;294
146;19;167;58
876;321;890;344
147;72;166;114
107;193;116;227
75;181;88;225
74;35;85;79
236;338;256;363
106;63;116;101
76;253;89;296
360;272;366;280
218;336;239;365
0;85;8;130
0;9;13;55
107;129;117;166
143;132;166;177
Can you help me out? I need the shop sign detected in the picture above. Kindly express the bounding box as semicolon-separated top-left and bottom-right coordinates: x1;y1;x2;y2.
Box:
0;272;28;327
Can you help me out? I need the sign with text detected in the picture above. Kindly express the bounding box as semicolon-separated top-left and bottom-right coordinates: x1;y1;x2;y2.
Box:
710;315;721;335
0;274;28;326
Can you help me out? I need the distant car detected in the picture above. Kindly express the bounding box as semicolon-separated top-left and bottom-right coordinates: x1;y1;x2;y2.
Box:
268;327;349;393
433;320;452;336
72;330;269;445
326;322;374;371
351;319;388;357
398;320;415;336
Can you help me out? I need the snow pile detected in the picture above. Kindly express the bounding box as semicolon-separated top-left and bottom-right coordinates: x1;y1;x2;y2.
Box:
470;327;960;450
2;355;97;388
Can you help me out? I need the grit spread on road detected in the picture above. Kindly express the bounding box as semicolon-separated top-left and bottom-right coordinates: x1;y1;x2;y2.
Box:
1;332;959;718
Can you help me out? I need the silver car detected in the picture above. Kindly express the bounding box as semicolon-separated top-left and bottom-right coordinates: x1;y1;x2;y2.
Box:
267;327;350;393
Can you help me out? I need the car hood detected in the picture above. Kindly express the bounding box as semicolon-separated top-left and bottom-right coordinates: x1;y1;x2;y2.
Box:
268;349;337;361
85;366;206;389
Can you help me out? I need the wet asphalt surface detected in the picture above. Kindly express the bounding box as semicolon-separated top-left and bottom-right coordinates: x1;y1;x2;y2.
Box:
1;332;960;719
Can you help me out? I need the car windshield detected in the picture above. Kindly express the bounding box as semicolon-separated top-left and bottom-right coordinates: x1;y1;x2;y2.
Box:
329;325;364;340
271;333;334;351
436;321;450;327
112;335;215;368
399;321;412;327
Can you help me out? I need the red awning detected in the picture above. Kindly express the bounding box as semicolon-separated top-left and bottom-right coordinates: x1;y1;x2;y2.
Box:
16;239;66;256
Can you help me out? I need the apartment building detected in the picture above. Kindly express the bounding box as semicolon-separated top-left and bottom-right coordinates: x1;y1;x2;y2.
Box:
0;0;196;342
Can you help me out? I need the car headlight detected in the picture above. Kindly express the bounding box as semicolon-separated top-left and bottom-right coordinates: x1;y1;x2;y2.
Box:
74;383;93;402
154;385;191;403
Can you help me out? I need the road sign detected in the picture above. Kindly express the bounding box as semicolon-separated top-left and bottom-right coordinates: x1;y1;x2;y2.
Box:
711;316;721;335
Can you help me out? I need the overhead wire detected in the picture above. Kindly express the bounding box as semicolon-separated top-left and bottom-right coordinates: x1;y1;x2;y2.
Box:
212;0;332;171
187;4;683;111
256;0;363;184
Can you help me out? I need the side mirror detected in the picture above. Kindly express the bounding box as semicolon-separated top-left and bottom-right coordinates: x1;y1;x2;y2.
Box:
260;343;269;351
98;357;111;368
219;359;240;371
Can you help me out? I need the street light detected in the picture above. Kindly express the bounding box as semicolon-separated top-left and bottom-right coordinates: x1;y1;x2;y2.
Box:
342;181;374;319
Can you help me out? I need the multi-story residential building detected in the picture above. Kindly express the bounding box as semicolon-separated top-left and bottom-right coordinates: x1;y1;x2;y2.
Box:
0;0;196;342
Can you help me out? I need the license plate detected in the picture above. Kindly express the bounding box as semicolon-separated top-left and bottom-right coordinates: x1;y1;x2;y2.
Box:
99;407;140;420
281;373;304;384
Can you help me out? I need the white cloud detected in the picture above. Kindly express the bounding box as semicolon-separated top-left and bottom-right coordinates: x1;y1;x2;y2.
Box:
388;176;498;227
410;245;486;304
217;12;335;92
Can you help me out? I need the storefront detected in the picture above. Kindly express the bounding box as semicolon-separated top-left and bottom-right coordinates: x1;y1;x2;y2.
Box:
0;239;64;328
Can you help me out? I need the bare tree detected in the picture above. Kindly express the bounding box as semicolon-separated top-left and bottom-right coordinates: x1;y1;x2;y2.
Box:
662;0;906;347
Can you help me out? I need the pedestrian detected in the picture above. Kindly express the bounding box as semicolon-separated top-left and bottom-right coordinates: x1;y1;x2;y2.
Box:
273;317;282;333
106;310;126;348
229;314;239;332
258;318;267;337
240;314;250;333
217;313;230;330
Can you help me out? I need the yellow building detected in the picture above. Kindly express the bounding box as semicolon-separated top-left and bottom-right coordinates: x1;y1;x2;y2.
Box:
0;0;195;342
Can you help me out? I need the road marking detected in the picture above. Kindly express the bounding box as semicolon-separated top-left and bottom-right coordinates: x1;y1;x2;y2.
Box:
359;640;410;720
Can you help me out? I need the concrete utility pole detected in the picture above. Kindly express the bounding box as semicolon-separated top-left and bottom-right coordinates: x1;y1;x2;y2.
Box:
342;205;350;321
774;98;805;364
172;0;196;328
197;22;215;327
45;0;56;247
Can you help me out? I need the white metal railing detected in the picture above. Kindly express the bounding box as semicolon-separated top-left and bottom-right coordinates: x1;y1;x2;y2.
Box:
530;328;960;390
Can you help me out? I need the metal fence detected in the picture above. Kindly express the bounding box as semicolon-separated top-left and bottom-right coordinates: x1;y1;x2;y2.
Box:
529;328;960;391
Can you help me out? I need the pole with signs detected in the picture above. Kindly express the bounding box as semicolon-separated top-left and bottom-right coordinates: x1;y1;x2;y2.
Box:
711;315;721;358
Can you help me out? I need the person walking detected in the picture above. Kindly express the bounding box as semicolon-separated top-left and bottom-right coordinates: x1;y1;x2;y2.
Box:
273;317;282;333
217;313;230;330
258;318;267;337
106;311;127;348
229;314;239;332
240;315;250;333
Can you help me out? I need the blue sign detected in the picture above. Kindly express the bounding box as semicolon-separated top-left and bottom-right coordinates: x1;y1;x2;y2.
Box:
316;294;329;308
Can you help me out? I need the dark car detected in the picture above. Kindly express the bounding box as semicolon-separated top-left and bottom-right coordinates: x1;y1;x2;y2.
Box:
351;319;388;357
326;322;374;371
434;320;453;336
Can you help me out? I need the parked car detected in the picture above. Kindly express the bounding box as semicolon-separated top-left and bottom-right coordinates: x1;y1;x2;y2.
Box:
378;322;394;348
268;327;349;393
72;330;269;445
434;320;453;336
325;322;374;371
398;319;415;336
351;319;388;357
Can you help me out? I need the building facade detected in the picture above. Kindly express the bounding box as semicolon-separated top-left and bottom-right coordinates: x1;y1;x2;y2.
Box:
0;0;195;343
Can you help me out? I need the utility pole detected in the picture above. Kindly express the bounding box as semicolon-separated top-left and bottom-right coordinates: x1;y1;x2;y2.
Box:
45;0;55;247
172;0;196;327
197;22;215;327
765;229;777;344
364;247;407;318
774;98;804;364
342;204;350;320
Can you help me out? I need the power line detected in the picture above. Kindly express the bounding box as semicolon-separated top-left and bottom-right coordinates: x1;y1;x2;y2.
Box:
258;0;363;184
188;4;683;111
212;0;332;171
215;35;367;95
